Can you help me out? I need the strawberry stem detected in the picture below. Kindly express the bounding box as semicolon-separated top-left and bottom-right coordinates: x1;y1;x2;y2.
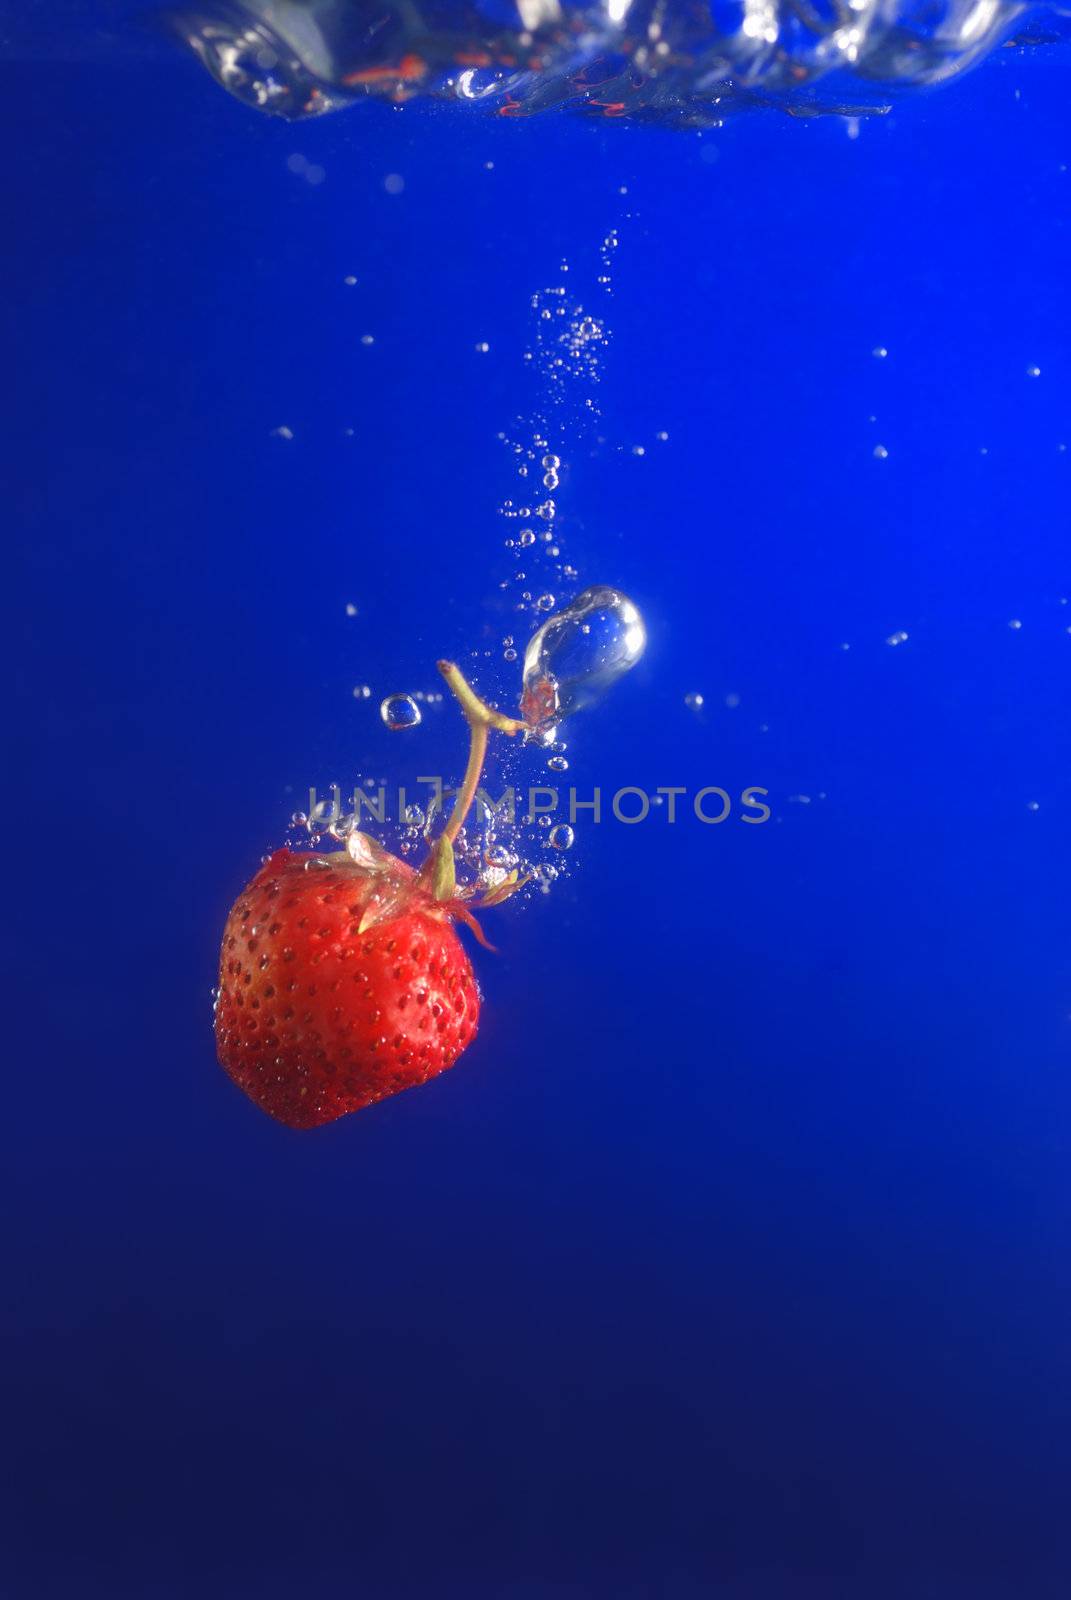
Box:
436;660;525;846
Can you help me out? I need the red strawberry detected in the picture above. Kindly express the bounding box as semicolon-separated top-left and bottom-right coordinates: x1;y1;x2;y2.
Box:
215;842;481;1129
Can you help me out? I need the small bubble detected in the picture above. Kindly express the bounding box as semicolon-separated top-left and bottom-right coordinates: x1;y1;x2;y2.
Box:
684;692;704;710
542;454;560;470
873;444;889;460
504;648;517;661
380;694;421;730
519;529;536;547
872;346;888;359
725;692;740;709
1008;618;1022;630
536;593;556;612
631;444;646;457
360;334;375;346
549;824;574;850
886;630;909;647
548;755;568;772
656;430;669;442
384;173;405;195
345;602;358;617
1026;800;1040;812
270;425;294;440
343;275;357;286
475;341;490;353
352;684;372;699
1027;365;1041;378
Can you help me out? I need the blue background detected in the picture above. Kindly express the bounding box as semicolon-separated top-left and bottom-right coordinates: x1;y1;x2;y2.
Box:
6;12;1071;1597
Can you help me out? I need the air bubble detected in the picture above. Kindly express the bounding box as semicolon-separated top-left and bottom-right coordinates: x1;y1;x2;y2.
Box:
520;586;646;736
380;694;422;730
549;824;574;850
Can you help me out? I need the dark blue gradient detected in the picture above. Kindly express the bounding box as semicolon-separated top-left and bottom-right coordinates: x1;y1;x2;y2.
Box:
6;19;1071;1599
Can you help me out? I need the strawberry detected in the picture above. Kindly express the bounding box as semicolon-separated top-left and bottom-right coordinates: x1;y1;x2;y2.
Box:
214;658;534;1130
215;841;481;1129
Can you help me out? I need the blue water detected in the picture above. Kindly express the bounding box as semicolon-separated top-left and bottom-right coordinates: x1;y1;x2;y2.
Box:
7;13;1071;1598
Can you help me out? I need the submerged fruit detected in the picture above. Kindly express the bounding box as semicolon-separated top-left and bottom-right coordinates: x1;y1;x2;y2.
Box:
215;846;480;1129
213;658;545;1130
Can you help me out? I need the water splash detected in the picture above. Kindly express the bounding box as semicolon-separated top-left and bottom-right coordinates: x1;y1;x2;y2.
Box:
520;585;646;738
167;0;1068;127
